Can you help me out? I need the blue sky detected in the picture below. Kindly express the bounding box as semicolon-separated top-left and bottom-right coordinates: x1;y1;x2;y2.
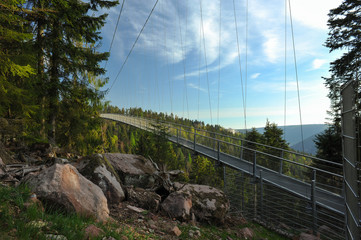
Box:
99;0;343;129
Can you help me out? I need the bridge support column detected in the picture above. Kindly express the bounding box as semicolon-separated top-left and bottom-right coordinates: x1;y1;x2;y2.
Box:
311;170;317;235
260;170;263;218
193;130;196;151
279;151;284;174
177;128;179;143
217;140;220;164
253;152;257;180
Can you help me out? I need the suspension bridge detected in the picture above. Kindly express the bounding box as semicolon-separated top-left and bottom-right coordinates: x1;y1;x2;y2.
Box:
99;0;361;239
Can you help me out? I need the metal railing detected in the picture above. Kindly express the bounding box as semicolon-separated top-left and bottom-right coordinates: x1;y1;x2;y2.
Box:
101;113;346;238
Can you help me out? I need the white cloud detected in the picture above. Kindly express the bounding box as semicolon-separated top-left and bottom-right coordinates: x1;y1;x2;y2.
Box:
251;73;261;79
311;59;327;70
188;83;207;93
291;0;343;30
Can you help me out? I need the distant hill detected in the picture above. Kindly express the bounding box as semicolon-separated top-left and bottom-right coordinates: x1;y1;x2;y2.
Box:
237;124;328;155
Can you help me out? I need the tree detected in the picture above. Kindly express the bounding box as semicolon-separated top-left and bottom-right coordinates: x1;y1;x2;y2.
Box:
323;0;361;126
0;0;36;119
261;120;289;171
315;0;361;170
31;0;117;143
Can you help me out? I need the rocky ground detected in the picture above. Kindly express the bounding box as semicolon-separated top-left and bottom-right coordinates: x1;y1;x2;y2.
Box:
0;142;317;239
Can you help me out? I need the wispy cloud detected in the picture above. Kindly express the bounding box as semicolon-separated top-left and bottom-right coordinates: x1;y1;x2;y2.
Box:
251;73;261;79
188;83;207;93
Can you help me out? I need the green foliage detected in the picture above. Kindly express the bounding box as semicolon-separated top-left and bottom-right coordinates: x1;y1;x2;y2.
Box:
0;184;156;239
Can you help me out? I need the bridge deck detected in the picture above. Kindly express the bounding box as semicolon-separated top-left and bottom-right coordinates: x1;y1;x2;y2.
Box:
101;113;345;215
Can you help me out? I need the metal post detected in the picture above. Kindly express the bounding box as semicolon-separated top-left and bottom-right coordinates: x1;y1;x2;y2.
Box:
217;140;220;163
194;130;196;151
279;150;284;174
311;170;317;235
253;152;257;179
177;128;179;143
240;140;244;160
241;172;244;212
260;170;263;218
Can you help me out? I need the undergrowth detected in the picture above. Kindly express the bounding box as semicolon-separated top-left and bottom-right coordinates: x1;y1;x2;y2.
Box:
0;184;289;239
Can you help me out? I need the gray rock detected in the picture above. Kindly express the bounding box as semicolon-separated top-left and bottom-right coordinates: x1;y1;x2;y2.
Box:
178;184;229;224
54;158;69;164
104;153;157;188
127;187;161;211
161;191;192;221
24;164;109;222
76;155;125;204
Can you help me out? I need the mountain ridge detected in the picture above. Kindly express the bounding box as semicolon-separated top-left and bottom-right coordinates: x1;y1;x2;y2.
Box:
236;124;328;155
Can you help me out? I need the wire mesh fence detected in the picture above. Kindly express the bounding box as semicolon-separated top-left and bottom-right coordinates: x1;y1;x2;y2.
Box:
101;113;348;239
223;166;345;240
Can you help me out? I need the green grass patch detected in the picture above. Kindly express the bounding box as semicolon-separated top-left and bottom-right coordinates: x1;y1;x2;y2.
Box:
0;184;154;240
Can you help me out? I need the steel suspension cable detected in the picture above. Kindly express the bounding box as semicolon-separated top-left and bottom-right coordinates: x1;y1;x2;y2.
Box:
108;0;159;93
244;0;248;131
104;0;125;69
177;0;190;119
232;0;246;130
162;0;173;114
197;22;202;121
288;0;304;152
217;0;222;126
200;0;213;126
284;0;287;136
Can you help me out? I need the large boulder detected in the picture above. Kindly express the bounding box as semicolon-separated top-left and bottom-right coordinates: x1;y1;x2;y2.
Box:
103;153;157;188
127;187;161;211
75;154;125;204
175;183;229;224
161;191;192;221
24;164;109;222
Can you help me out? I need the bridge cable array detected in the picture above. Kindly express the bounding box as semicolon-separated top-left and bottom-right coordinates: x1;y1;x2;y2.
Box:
288;0;305;152
108;0;159;93
104;0;125;70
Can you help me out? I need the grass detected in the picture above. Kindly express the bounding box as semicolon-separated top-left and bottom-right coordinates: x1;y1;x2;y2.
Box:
0;184;289;239
178;222;289;240
0;184;155;240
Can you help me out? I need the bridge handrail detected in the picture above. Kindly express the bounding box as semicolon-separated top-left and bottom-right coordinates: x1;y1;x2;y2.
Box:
101;113;343;178
115;113;343;168
174;126;344;180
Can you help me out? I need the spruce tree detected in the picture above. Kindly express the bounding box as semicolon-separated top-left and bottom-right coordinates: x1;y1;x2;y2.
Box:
31;0;118;143
315;0;360;169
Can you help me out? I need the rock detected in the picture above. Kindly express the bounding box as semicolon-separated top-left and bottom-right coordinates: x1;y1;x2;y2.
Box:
299;232;319;240
24;164;109;222
161;191;192;221
45;234;68;240
27;220;47;228
171;226;182;236
127;205;147;213
54;158;69;164
84;224;104;238
239;227;254;239
127;187;161;211
76;154;125;204
177;184;229;224
104;153;157;188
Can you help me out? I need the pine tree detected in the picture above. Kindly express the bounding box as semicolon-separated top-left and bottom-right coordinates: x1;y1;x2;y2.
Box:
323;0;360;126
315;0;361;169
30;0;118;143
0;0;35;118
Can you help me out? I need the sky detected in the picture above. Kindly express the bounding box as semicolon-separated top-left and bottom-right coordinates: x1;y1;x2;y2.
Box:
98;0;343;129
